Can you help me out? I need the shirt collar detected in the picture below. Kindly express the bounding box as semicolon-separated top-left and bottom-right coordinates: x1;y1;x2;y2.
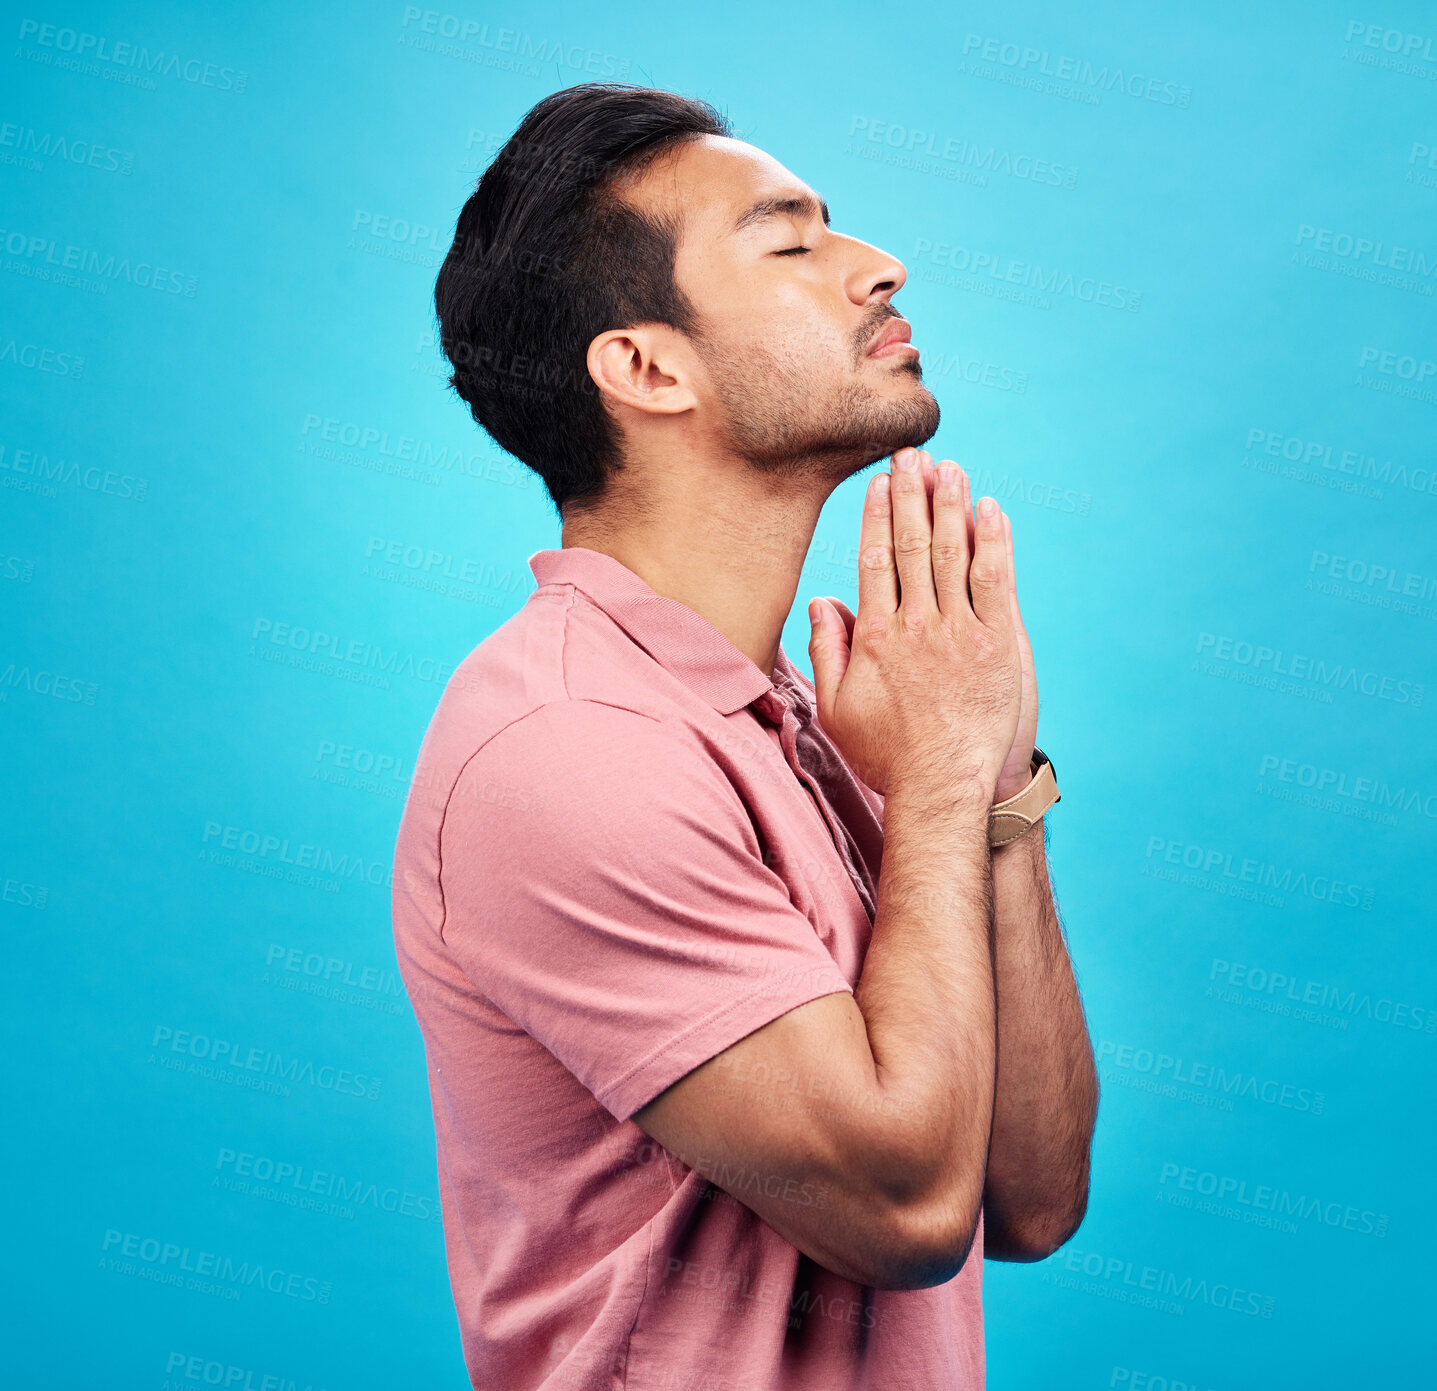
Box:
528;546;811;721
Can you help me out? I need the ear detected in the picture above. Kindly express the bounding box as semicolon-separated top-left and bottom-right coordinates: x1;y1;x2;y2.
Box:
586;325;698;417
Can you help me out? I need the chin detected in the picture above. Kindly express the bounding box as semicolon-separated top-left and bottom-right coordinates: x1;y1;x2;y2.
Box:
831;384;939;471
880;376;941;452
734;370;941;478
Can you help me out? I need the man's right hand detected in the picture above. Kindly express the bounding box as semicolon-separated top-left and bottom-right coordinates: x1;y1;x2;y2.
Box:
807;446;1022;802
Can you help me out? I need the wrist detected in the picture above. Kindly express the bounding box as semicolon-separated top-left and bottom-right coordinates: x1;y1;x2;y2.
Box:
885;763;993;819
987;746;1060;849
992;817;1045;855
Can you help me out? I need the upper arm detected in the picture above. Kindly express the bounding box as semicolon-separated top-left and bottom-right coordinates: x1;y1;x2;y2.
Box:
632;989;970;1289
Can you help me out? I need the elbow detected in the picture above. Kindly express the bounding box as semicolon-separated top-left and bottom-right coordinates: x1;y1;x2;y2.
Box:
867;1181;985;1291
850;1114;988;1290
983;1188;1090;1263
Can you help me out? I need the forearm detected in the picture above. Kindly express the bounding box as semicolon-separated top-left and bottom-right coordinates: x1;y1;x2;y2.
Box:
852;773;997;1242
983;820;1097;1259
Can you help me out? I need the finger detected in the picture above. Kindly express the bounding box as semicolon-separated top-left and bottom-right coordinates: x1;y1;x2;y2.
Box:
962;468;976;606
824;596;857;645
807;598;851;715
930;459;973;618
1004;511;1020;632
964;470;975;560
968;496;1014;631
890;447;937;613
856;468;899;619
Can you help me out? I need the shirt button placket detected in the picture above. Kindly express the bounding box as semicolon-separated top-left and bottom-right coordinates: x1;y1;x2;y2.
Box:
777;706;874;920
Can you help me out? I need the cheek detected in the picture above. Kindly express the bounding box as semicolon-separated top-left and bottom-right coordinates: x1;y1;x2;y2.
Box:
752;294;845;369
696;269;847;380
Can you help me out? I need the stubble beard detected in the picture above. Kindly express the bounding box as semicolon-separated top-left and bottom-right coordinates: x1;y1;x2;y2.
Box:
699;334;941;484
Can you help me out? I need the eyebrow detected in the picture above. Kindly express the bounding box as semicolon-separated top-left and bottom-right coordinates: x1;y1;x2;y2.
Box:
731;193;831;236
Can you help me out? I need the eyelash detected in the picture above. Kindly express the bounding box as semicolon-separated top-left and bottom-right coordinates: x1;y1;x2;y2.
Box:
774;246;810;257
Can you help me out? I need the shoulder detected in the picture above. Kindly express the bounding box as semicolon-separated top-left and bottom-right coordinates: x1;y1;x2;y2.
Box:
409;582;678;794
434;695;772;903
449;697;734;824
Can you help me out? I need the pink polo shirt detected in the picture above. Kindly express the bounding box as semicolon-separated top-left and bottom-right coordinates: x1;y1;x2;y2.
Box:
392;545;984;1391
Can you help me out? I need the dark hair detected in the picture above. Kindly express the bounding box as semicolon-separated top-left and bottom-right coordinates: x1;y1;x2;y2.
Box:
434;83;733;515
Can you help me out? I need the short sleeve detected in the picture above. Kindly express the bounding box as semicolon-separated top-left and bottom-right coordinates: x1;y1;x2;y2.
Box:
436;700;855;1121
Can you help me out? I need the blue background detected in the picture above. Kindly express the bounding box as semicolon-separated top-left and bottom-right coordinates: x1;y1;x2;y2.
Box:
3;2;1434;1386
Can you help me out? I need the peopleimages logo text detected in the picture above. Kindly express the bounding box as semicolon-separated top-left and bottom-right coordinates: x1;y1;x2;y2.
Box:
16;19;249;91
1195;633;1424;704
1097;1040;1325;1115
1158;1162;1389;1237
1296;224;1437;278
913;239;1141;311
1258;753;1437;819
959;33;1191;106
249;617;456;687
202;821;393;889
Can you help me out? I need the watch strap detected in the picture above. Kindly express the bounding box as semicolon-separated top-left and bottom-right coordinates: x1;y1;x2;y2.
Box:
988;747;1060;847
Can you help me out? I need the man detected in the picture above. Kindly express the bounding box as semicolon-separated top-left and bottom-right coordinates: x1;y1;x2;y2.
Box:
392;82;1097;1391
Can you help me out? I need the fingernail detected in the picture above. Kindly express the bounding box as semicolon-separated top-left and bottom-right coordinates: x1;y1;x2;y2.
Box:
894;450;916;472
978;496;997;517
937;463;955;486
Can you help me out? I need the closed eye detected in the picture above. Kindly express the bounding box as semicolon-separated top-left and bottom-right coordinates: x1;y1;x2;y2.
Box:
774;246;810;256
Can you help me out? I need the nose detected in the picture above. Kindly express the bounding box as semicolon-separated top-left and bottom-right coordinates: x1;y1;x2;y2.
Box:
841;235;908;306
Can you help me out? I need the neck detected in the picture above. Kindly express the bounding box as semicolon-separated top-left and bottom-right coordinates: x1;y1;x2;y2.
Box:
559;456;841;682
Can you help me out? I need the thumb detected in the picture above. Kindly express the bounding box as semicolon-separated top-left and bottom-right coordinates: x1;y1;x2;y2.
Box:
807;598;850;720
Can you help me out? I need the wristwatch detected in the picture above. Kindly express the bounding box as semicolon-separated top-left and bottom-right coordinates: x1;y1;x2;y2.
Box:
988;746;1060;848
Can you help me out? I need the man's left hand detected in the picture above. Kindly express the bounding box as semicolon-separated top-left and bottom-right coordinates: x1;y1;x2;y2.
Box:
815;453;1039;803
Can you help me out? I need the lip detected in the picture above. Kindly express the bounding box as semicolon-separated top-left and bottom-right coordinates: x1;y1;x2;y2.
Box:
866;319;918;359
